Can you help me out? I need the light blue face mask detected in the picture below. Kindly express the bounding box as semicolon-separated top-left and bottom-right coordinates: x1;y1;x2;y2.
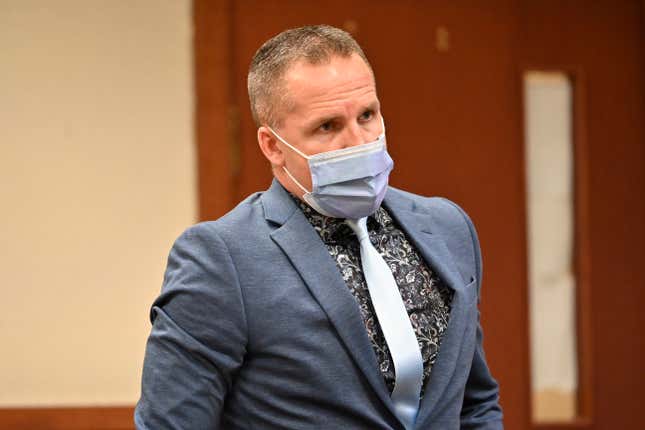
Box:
268;119;394;219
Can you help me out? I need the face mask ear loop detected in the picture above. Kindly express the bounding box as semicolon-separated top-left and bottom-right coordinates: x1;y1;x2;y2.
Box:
267;126;311;159
282;166;311;194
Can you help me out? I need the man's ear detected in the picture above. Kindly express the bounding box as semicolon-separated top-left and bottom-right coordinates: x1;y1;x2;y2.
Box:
257;126;285;167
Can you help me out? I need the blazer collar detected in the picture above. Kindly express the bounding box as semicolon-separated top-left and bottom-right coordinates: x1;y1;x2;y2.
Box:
383;188;475;427
382;187;469;292
260;178;299;225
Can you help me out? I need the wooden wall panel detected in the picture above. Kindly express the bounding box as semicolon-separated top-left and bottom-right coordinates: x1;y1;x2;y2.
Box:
520;1;645;428
194;0;235;220
0;407;134;430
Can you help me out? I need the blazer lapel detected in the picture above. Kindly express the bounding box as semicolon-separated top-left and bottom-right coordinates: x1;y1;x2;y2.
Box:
262;180;401;423
383;191;474;427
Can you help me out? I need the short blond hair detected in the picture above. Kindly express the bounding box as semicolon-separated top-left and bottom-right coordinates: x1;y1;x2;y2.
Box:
247;25;373;127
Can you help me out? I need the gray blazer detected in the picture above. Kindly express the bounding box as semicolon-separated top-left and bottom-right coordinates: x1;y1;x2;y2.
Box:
135;179;503;429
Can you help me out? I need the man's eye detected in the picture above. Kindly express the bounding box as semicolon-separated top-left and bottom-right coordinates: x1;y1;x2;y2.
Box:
318;122;333;132
359;110;374;121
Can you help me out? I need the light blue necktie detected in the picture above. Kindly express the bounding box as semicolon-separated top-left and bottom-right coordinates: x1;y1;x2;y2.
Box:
346;217;423;430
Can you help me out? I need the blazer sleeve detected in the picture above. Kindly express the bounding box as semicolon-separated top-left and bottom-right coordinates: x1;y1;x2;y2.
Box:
460;312;504;429
442;200;504;429
442;199;504;430
135;223;248;430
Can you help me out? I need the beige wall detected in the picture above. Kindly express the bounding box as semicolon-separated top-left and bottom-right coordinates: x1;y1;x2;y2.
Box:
0;1;195;405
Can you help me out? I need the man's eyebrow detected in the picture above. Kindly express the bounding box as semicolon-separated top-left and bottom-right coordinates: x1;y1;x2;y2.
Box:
303;114;341;130
304;101;381;130
364;100;381;113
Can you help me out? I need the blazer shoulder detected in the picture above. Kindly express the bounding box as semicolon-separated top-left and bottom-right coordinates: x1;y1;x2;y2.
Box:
387;186;475;229
387;187;483;294
432;197;483;299
178;191;266;241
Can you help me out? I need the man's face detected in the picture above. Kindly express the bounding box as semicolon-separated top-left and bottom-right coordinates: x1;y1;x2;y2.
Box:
257;53;383;198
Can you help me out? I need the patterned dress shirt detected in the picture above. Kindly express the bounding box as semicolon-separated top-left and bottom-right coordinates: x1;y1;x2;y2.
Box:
294;197;454;395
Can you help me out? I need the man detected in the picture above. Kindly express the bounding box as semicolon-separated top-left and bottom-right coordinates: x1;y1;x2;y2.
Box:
136;25;503;429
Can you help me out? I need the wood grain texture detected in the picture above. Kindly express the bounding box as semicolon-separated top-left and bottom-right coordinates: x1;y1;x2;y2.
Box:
193;0;236;221
0;407;134;430
520;1;645;428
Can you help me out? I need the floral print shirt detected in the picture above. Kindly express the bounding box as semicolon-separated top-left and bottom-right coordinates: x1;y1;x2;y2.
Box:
295;198;454;395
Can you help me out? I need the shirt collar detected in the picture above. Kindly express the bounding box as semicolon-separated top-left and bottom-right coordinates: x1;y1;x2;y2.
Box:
289;193;391;244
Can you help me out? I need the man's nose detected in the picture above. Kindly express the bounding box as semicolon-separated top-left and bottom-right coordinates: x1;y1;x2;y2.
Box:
342;122;368;148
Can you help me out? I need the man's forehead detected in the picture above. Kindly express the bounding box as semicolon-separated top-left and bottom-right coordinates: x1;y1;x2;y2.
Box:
280;54;377;113
285;54;374;89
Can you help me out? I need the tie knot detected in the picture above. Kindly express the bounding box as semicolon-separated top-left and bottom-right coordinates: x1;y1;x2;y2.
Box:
345;217;370;242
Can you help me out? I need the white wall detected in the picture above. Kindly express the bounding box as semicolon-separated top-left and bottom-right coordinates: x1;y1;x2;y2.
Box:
0;0;195;405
